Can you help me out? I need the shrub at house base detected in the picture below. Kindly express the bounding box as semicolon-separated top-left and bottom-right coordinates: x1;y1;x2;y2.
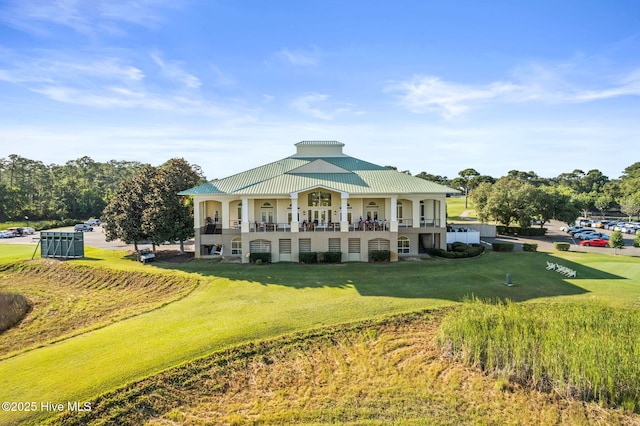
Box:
250;253;271;264
369;250;391;262
492;242;515;252
426;242;485;258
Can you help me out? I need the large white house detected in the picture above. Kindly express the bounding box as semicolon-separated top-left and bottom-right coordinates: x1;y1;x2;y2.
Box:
180;141;458;262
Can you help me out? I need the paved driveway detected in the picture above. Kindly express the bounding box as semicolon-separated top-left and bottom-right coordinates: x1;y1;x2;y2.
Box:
0;226;194;253
483;220;640;257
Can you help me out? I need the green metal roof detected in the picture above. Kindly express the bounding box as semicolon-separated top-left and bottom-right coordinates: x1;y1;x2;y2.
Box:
180;148;458;196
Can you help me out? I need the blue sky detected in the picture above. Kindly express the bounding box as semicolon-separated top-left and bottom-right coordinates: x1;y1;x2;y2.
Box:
1;1;639;181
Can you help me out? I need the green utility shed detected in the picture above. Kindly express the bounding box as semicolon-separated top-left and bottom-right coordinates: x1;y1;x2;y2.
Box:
40;231;85;259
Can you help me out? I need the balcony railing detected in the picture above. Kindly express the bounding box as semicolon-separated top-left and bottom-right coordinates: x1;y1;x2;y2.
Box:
201;218;442;234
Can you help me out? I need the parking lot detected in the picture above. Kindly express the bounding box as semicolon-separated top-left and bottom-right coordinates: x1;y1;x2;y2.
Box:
0;225;195;253
486;220;640;257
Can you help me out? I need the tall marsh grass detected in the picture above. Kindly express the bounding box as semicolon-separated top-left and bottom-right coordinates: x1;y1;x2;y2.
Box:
438;299;640;412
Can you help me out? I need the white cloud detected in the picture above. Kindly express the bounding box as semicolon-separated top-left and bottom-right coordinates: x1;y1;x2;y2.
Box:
0;0;177;36
290;93;353;120
387;65;640;118
151;51;201;89
276;48;319;66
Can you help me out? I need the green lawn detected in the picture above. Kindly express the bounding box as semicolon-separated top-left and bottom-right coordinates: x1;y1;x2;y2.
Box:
1;244;640;424
447;195;476;221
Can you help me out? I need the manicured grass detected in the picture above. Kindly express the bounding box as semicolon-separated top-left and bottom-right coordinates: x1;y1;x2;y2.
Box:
447;196;476;221
1;245;640;423
0;244;38;263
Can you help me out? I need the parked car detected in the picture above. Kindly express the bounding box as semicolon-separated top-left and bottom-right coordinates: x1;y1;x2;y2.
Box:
569;227;588;236
606;222;623;230
85;219;101;226
0;230;15;238
74;224;93;232
580;238;610;247
574;229;599;239
6;227;24;236
22;227;36;235
583;233;609;240
613;223;628;232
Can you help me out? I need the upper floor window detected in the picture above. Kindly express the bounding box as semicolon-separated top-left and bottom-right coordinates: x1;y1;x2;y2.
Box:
308;190;331;207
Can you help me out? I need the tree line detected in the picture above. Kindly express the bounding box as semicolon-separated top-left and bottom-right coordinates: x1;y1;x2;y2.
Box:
2;153;639;230
387;164;640;226
0;155;150;222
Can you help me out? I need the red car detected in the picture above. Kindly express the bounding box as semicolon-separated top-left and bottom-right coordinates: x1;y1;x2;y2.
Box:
580;238;609;247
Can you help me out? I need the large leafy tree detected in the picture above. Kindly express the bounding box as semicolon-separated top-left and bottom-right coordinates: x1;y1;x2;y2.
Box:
103;165;156;251
619;196;640;221
142;159;204;253
469;182;493;223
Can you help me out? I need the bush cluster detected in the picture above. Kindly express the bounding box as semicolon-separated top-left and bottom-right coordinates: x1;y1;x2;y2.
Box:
426;242;485;259
321;251;342;263
492;242;515;252
496;226;546;236
369;250;390;262
249;253;271;264
554;242;570;251
298;252;318;264
522;243;538;252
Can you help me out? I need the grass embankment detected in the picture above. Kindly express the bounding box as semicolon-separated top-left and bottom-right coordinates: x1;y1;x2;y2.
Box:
439;299;640;412
47;311;640;425
0;260;199;358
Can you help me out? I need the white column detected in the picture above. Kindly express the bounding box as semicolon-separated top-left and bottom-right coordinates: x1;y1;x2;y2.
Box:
290;193;299;233
194;198;202;230
390;196;398;232
412;198;421;228
439;198;446;227
241;197;249;233
340;192;349;232
222;199;230;229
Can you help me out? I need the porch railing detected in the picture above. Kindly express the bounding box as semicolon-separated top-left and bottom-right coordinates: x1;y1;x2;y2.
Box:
202;218;442;234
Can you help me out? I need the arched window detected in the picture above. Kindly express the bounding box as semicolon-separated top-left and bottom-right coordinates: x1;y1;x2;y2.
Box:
398;236;410;254
260;202;274;223
231;237;242;255
308;191;331;206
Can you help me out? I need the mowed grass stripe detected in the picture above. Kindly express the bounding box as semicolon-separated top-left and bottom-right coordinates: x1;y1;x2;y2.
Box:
2;247;640;423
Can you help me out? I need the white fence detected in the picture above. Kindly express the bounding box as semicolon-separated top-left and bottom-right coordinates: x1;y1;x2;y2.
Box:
446;228;481;244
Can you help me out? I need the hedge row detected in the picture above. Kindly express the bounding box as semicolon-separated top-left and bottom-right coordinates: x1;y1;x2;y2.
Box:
426;242;485;259
554;242;570;251
496;226;547;236
298;252;343;264
492;242;515;252
369;250;391;262
249;253;271;264
522;243;538;252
